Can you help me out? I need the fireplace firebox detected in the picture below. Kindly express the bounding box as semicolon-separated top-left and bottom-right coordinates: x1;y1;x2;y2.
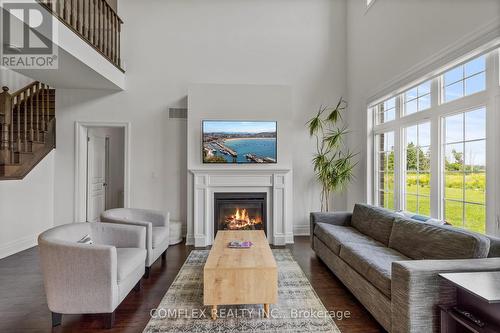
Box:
214;192;267;236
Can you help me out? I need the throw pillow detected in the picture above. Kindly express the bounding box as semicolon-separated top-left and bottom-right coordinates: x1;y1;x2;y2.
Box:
395;210;450;225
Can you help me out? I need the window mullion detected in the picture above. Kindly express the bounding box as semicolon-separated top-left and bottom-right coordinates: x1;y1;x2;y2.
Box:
430;77;440;219
462;117;466;229
485;50;497;235
394;127;402;211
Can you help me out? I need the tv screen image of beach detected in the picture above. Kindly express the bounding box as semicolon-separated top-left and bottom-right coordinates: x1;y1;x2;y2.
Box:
202;121;277;164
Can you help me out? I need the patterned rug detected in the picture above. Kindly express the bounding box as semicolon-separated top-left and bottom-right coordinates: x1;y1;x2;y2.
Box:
143;249;340;333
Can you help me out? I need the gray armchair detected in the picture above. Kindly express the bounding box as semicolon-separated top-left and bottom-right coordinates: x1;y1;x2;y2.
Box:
38;222;146;329
100;208;170;278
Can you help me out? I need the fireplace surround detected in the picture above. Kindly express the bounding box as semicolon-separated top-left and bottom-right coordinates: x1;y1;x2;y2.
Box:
188;168;293;246
214;192;267;236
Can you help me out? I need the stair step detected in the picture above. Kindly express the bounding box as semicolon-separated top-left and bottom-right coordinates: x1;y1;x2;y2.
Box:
0;164;21;175
10;151;33;164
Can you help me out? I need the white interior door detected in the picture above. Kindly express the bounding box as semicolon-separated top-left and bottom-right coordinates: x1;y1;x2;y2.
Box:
87;132;107;222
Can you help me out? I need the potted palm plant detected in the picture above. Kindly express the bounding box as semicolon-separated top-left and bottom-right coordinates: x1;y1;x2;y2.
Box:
307;97;357;211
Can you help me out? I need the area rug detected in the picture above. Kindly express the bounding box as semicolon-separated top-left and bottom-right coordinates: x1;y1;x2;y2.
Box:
143;249;340;333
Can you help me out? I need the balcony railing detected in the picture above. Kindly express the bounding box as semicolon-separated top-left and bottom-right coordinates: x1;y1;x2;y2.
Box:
37;0;123;71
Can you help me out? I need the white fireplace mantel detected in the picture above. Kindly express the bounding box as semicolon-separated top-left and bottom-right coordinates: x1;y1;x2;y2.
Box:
187;168;293;247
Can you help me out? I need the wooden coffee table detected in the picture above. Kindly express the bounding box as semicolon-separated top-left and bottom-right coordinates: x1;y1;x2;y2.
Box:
203;230;278;320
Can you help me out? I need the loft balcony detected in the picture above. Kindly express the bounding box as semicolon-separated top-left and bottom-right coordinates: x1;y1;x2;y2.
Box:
1;0;125;90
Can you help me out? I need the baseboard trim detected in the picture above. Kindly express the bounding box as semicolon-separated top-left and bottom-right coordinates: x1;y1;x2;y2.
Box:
185;234;195;246
0;234;38;259
293;225;310;236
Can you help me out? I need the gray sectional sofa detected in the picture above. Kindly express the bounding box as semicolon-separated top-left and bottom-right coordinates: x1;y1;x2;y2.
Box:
311;203;500;333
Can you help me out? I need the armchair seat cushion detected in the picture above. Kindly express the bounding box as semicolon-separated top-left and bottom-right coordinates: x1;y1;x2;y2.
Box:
152;227;169;248
339;242;409;298
101;208;170;267
314;223;383;255
116;248;147;282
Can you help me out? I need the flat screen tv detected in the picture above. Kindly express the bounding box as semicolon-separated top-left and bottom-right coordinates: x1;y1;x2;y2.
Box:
202;120;277;164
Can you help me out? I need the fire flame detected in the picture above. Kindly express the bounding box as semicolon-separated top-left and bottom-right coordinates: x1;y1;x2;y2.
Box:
224;207;262;230
235;208;249;222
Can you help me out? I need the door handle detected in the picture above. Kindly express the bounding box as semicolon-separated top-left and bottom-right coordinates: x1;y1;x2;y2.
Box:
103;183;108;187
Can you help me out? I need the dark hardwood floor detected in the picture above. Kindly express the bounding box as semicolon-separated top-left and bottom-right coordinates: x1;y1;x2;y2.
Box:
0;236;385;333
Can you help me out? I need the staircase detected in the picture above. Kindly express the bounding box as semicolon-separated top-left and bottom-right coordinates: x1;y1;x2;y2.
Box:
0;82;56;180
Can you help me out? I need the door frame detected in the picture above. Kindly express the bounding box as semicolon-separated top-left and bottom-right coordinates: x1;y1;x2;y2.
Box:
74;121;131;222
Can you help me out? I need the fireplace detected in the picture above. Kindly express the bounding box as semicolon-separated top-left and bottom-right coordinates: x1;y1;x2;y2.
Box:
214;192;267;236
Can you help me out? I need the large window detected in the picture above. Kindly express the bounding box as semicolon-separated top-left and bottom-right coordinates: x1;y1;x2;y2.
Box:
375;132;395;209
404;122;431;215
443;108;486;233
371;49;498;235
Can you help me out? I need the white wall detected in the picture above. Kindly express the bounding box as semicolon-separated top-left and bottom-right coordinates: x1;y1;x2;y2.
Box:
187;84;293;169
0;66;33;92
54;0;348;234
0;151;55;258
345;0;500;209
0;68;55;259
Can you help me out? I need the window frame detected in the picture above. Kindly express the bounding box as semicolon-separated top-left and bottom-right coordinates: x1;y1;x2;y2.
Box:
369;49;499;235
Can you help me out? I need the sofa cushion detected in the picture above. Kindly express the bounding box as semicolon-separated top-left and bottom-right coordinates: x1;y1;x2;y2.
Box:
389;217;490;259
351;203;395;246
487;235;500;258
339;242;409;298
152;227;169;248
116;248;147;282
314;223;383;255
